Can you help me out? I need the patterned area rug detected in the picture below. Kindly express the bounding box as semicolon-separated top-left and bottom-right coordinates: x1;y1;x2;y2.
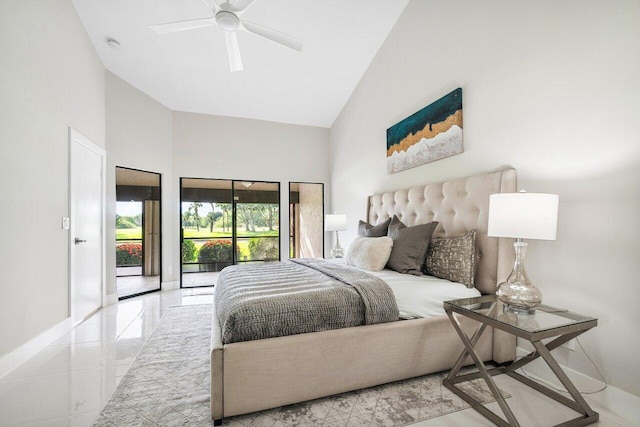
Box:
94;304;507;427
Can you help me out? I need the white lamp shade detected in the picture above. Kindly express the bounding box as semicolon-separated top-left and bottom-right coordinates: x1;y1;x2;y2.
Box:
325;213;347;231
488;193;559;240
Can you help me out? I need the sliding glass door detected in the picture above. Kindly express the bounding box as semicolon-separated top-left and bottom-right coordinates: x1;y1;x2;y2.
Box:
234;181;280;263
116;167;161;299
181;179;233;287
180;178;280;288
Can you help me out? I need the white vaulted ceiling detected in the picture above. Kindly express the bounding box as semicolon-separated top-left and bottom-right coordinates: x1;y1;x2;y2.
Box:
72;0;409;128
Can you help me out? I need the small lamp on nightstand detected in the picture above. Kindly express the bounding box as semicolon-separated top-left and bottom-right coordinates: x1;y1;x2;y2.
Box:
325;213;347;258
488;191;559;313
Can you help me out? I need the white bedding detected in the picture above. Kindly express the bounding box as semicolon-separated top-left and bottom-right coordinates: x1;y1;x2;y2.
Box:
357;267;481;319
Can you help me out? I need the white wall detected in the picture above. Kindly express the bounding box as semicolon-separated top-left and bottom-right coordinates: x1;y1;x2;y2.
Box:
0;0;105;357
172;112;331;278
106;82;331;288
330;0;640;397
105;72;174;295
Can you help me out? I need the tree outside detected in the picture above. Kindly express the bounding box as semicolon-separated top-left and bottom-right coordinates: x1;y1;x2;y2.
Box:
116;201;143;267
181;201;280;267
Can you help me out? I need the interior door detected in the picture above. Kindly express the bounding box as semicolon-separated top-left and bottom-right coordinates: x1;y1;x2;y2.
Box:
69;128;105;324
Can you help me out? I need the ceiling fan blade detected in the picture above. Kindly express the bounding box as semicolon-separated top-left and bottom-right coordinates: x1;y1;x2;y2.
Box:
201;0;217;10
150;17;215;35
225;31;244;72
224;0;256;13
240;20;304;52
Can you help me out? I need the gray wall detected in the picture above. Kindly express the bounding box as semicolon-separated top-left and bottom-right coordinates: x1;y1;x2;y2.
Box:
330;0;640;397
0;0;105;357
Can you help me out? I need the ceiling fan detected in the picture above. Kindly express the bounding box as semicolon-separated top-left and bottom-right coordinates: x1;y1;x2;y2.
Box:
150;0;304;72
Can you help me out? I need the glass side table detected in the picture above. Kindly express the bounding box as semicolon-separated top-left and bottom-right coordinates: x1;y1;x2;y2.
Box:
443;295;599;427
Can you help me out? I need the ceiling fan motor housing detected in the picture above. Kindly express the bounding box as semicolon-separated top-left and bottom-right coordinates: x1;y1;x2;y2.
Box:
216;11;240;32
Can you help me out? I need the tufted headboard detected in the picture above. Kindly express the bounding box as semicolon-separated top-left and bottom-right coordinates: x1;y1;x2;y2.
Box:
366;168;517;295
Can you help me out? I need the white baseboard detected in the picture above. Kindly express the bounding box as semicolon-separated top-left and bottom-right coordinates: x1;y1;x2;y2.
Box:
0;317;73;380
162;280;180;291
515;347;640;423
104;292;118;306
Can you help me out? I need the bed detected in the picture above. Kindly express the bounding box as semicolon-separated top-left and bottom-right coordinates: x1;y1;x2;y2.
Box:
210;168;517;423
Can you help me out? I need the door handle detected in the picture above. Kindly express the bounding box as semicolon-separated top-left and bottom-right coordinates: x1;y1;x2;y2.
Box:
74;238;87;245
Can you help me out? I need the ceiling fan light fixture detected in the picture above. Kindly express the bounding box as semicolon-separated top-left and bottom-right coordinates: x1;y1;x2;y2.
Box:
215;11;240;32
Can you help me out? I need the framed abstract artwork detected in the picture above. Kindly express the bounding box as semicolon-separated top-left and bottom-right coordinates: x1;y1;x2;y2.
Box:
386;88;463;174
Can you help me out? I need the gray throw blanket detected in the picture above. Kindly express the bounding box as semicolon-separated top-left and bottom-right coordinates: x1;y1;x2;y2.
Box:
214;259;399;344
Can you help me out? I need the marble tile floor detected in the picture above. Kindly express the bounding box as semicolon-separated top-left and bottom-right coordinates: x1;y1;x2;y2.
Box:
0;288;635;427
116;275;161;299
413;375;637;427
0;289;213;427
116;270;220;300
181;271;220;288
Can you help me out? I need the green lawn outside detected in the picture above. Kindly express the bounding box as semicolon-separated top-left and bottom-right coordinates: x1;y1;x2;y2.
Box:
116;227;142;240
182;227;279;238
117;226;278;240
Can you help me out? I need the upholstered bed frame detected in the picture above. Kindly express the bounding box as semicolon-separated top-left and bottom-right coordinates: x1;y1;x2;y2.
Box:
210;168;517;423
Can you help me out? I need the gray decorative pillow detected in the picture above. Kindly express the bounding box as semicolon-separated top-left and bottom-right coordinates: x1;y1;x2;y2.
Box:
358;218;391;237
386;216;438;275
423;230;477;288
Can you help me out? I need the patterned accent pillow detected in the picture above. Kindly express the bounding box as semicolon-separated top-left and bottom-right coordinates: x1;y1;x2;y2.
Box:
358;218;391;237
423;230;477;288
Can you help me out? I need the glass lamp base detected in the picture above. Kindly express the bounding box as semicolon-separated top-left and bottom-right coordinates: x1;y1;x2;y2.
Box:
330;247;345;258
501;301;537;315
496;280;542;312
496;240;541;312
330;230;345;258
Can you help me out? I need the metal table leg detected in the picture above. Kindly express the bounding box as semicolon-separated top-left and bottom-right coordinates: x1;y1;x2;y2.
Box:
444;308;519;427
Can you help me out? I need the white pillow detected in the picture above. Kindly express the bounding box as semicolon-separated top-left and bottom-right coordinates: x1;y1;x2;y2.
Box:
345;237;394;271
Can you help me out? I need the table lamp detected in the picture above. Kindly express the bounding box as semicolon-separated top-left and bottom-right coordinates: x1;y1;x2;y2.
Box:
325;213;347;258
488;191;559;313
